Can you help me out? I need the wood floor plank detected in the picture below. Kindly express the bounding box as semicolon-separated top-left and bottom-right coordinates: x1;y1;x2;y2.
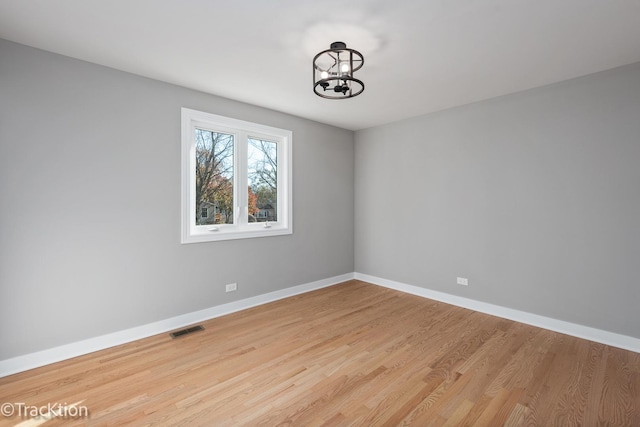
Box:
1;280;639;426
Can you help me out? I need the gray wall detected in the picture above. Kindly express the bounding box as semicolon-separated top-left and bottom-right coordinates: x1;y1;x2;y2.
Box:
0;39;354;360
355;62;640;338
2;37;638;362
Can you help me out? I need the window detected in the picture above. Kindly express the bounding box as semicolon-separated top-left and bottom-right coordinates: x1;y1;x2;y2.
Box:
181;108;292;243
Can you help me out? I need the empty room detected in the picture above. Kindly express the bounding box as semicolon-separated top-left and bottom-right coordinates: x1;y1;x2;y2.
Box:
1;1;639;425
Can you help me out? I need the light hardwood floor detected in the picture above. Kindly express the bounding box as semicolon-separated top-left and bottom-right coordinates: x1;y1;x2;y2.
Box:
1;280;639;426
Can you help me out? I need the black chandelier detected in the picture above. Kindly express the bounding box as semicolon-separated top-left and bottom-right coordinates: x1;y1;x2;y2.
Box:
313;41;364;99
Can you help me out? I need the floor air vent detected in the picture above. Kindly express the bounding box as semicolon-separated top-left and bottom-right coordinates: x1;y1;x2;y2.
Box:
170;325;204;339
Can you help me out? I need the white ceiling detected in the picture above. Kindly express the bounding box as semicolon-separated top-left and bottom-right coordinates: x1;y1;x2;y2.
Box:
1;1;640;131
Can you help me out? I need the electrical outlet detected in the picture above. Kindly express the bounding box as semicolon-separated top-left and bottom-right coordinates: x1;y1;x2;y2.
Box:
225;283;237;292
456;277;469;286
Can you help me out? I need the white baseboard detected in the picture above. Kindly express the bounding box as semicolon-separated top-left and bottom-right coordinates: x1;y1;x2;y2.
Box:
3;271;637;378
355;272;640;353
0;273;355;378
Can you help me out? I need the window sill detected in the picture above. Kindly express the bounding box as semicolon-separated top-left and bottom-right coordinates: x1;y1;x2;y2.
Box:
181;224;292;244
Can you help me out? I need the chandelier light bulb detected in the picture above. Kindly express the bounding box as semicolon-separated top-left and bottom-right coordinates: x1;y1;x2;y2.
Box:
320;70;329;79
340;62;350;73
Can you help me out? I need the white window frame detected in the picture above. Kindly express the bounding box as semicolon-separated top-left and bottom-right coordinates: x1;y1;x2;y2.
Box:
181;108;292;243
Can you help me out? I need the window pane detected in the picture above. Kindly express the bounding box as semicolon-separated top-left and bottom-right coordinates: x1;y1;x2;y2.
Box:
195;129;234;225
248;138;277;223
